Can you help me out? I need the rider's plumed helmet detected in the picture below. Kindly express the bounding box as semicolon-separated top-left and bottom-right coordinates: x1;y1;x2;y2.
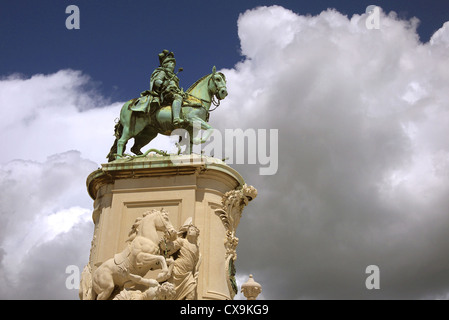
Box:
158;49;176;66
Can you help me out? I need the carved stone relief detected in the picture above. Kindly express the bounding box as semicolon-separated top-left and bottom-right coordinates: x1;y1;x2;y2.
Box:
215;184;257;297
79;209;201;300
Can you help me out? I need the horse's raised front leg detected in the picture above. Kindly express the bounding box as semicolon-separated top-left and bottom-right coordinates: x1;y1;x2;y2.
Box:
136;252;170;282
190;117;213;145
128;274;160;287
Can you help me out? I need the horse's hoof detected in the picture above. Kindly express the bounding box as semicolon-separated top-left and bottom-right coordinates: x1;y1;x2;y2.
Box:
173;119;188;128
131;147;143;155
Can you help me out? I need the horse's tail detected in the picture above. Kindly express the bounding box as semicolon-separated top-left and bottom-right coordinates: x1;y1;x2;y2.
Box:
106;120;123;162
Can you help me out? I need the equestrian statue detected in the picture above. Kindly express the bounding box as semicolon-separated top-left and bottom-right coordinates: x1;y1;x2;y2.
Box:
107;49;228;161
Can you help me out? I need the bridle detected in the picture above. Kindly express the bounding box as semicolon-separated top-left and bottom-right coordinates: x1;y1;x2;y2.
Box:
185;73;226;112
208;73;227;111
157;211;174;235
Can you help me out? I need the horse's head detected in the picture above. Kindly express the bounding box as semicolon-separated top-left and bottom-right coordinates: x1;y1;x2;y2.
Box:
155;209;177;241
209;66;228;101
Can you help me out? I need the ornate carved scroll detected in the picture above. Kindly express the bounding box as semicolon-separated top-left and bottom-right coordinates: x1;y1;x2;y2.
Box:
215;184;257;297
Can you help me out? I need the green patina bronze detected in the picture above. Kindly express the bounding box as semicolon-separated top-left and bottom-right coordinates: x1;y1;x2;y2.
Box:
228;258;238;295
107;50;228;162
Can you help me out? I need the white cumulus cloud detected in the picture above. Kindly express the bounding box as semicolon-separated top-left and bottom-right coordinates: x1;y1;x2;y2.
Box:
1;5;449;300
212;6;449;299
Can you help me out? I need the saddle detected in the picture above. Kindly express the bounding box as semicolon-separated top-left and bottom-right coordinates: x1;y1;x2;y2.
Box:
114;246;131;266
129;93;203;113
129;93;156;113
183;95;203;107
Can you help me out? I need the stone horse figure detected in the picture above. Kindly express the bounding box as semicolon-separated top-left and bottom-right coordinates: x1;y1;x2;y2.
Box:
90;209;177;300
107;66;227;161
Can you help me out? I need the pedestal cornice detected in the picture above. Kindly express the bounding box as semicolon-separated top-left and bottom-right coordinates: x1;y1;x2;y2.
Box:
86;154;245;200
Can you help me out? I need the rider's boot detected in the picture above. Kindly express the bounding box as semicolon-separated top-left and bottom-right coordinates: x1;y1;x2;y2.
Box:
172;98;185;127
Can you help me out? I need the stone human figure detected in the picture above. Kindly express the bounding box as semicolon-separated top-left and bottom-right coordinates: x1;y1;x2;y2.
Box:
149;49;185;126
163;219;201;300
113;277;176;300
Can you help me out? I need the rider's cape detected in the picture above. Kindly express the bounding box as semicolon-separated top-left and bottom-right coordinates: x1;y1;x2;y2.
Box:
129;91;156;113
114;245;131;266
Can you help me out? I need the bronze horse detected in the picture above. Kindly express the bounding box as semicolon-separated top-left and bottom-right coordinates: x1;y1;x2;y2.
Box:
107;66;227;161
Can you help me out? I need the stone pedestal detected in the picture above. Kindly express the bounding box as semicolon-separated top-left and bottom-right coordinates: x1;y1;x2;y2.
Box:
84;154;256;300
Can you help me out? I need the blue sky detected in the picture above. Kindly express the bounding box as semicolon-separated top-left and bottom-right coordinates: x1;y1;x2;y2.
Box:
1;1;449;300
1;0;448;101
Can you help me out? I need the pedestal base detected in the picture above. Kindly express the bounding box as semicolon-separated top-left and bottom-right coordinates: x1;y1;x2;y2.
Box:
83;154;256;300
